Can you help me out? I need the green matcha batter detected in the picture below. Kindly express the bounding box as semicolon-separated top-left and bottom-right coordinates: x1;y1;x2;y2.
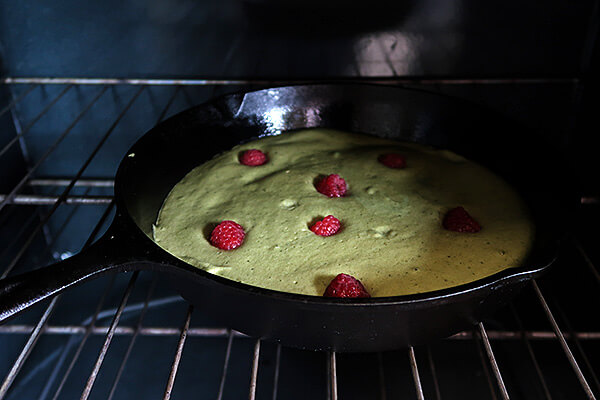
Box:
153;129;534;297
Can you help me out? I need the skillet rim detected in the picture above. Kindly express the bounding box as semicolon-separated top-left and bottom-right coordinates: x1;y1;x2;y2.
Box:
114;82;562;307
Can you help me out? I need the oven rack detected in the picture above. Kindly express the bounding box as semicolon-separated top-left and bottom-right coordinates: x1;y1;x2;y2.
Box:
0;78;598;400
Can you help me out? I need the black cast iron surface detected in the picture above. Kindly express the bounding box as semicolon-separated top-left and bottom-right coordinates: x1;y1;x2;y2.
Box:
0;84;568;352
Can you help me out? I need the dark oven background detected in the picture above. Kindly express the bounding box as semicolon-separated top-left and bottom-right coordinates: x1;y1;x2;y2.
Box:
0;1;599;399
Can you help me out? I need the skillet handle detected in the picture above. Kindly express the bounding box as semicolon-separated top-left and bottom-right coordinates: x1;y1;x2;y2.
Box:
0;232;146;324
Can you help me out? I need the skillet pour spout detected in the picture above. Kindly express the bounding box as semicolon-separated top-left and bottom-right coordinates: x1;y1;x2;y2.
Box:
0;84;566;352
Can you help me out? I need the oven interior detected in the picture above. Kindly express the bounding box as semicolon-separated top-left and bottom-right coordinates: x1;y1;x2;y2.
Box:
1;1;599;399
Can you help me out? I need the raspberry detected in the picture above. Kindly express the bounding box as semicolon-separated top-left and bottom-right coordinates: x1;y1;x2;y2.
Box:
210;220;246;250
324;274;371;298
315;174;347;197
310;215;341;236
239;149;267;166
443;207;481;233
378;153;406;169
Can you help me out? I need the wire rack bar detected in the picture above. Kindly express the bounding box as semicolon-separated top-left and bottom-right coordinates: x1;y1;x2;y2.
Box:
553;299;600;395
573;236;600;284
450;331;600;340
408;346;425;400
2;86;60;162
106;273;159;400
216;330;235;400
474;329;499;400
426;347;442;400
41;187;92;259
1;76;580;86
0;84;38;119
271;344;282;400
0;204;46;262
0;207;51;253
478;322;510;400
155;85;182;122
329;352;338;400
2;326;599;340
21;85;72;130
27;178;115;187
0;202;60;279
0;194;113;205
249;339;261;400
532;280;597;399
0;296;59;400
580;196;599;204
163;305;193;400
0;86;108;214
179;87;196;109
0;84;73;159
0;325;241;336
6;91;29;171
510;304;553;400
80;271;140;400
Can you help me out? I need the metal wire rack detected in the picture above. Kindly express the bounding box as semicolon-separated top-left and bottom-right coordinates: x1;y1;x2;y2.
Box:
0;78;598;400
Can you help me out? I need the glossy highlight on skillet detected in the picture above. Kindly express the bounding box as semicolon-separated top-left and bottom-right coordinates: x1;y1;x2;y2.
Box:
152;129;535;297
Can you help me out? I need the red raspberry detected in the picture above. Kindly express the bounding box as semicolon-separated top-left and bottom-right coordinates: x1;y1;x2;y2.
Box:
378;153;406;169
210;220;246;250
310;215;341;236
239;149;267;166
443;207;481;233
324;274;371;298
315;174;347;197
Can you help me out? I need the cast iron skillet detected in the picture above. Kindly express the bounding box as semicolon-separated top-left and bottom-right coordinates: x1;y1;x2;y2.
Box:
0;84;565;352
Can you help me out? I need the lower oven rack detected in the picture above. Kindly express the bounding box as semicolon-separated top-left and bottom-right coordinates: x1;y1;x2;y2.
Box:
0;78;598;400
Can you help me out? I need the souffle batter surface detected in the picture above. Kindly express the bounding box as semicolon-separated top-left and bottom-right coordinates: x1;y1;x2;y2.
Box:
153;129;534;297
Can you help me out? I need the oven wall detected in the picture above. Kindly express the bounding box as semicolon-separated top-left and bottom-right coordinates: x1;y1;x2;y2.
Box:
0;0;593;77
